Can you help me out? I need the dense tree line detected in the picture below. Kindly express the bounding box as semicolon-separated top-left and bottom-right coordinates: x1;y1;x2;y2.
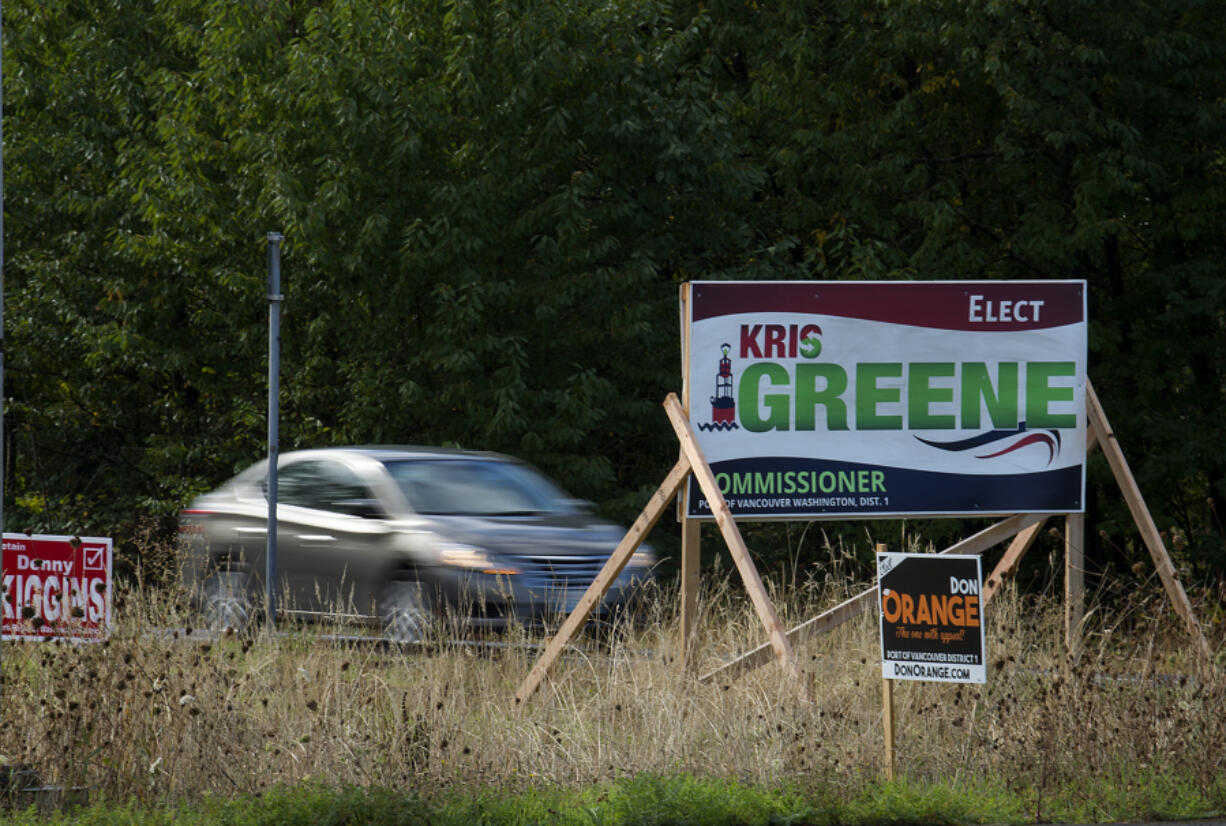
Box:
5;0;1224;582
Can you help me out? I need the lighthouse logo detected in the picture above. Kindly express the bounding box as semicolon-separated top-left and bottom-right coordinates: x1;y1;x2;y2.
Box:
699;343;739;432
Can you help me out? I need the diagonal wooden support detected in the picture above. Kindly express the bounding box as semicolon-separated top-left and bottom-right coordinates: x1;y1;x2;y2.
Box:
1085;381;1213;665
662;394;811;699
700;513;1047;685
982;519;1045;606
513;456;691;706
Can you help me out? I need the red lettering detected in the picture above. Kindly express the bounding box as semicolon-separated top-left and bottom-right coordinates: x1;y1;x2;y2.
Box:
740;324;763;358
764;324;787;357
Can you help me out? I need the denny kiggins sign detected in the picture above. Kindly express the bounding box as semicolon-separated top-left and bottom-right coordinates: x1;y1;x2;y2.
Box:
878;551;986;684
684;280;1086;519
2;534;113;641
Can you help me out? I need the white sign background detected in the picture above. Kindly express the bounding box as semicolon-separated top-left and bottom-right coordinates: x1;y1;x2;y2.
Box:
684;280;1087;519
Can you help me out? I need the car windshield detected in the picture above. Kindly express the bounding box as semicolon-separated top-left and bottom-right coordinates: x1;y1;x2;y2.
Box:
382;458;572;516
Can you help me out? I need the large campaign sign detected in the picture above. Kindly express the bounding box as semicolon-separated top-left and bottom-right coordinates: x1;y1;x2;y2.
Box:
684;281;1087;519
2;534;113;641
878;552;986;684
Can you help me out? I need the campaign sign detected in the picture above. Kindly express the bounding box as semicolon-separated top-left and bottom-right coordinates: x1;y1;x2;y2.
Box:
878;552;985;684
684;280;1087;519
2;534;113;642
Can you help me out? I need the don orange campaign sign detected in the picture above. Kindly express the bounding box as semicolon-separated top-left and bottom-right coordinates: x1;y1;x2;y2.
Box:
2;534;113;642
878;551;986;684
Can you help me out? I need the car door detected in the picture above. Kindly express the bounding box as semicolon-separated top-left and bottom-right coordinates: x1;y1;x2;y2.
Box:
273;459;390;618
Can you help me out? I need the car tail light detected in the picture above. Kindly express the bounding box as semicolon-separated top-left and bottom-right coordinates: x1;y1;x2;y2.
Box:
178;509;213;534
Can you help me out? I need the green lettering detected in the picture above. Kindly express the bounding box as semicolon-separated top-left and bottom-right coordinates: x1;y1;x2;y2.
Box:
795;363;849;431
856;363;903;430
1026;362;1076;428
739;363;790;432
908;362;956;429
961;363;1019;429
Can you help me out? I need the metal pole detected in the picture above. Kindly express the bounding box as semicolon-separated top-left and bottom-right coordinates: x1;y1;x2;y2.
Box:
266;232;284;630
1;0;7;699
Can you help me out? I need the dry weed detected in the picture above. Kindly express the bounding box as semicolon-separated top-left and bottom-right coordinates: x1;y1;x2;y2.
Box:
0;540;1222;808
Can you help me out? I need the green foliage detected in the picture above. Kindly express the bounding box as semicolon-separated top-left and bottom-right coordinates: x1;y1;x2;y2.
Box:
842;778;1020;825
4;770;1225;825
4;0;1225;581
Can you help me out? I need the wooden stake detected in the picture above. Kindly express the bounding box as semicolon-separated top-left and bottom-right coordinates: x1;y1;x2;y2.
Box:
882;672;896;782
678;516;701;672
514;457;691;706
876;543;896;781
677;282;694;523
1085;381;1213;665
663;393;811;699
1064;512;1085;661
676;284;700;671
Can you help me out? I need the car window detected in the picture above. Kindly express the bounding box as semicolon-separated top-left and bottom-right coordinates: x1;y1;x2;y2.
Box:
270;460;373;514
382;459;569;516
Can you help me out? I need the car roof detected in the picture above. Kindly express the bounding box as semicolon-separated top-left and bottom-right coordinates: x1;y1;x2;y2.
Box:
277;445;518;463
220;445;526;494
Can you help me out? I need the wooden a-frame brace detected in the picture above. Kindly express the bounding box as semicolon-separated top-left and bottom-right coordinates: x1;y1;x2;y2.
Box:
514;393;811;706
514;380;1213;706
692;379;1213;686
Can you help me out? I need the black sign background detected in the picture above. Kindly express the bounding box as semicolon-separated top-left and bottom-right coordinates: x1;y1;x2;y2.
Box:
878;553;985;681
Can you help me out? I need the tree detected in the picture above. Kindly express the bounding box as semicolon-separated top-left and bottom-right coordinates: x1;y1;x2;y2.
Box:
5;0;1224;583
672;0;1226;576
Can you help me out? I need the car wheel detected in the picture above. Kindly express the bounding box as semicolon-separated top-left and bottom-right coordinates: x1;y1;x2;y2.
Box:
202;570;253;632
380;579;432;643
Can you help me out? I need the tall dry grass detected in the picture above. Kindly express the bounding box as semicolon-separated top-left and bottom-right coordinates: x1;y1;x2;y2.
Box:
0;538;1223;811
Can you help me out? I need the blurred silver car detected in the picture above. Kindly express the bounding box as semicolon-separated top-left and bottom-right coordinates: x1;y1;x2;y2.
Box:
178;446;655;640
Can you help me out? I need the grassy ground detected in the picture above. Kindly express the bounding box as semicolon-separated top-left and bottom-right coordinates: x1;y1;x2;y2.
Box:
1;544;1224;823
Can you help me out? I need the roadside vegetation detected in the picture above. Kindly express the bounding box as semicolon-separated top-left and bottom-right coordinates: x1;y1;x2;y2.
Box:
2;534;1223;823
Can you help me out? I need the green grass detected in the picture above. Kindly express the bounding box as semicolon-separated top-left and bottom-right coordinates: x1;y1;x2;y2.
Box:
4;770;1223;825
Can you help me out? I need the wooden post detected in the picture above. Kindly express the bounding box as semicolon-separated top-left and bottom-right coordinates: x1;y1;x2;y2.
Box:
1064;512;1085;661
514;457;691;706
882;676;896;781
876;543;896;781
1085;381;1214;665
663;393;811;699
678;517;701;672
676;283;701;673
